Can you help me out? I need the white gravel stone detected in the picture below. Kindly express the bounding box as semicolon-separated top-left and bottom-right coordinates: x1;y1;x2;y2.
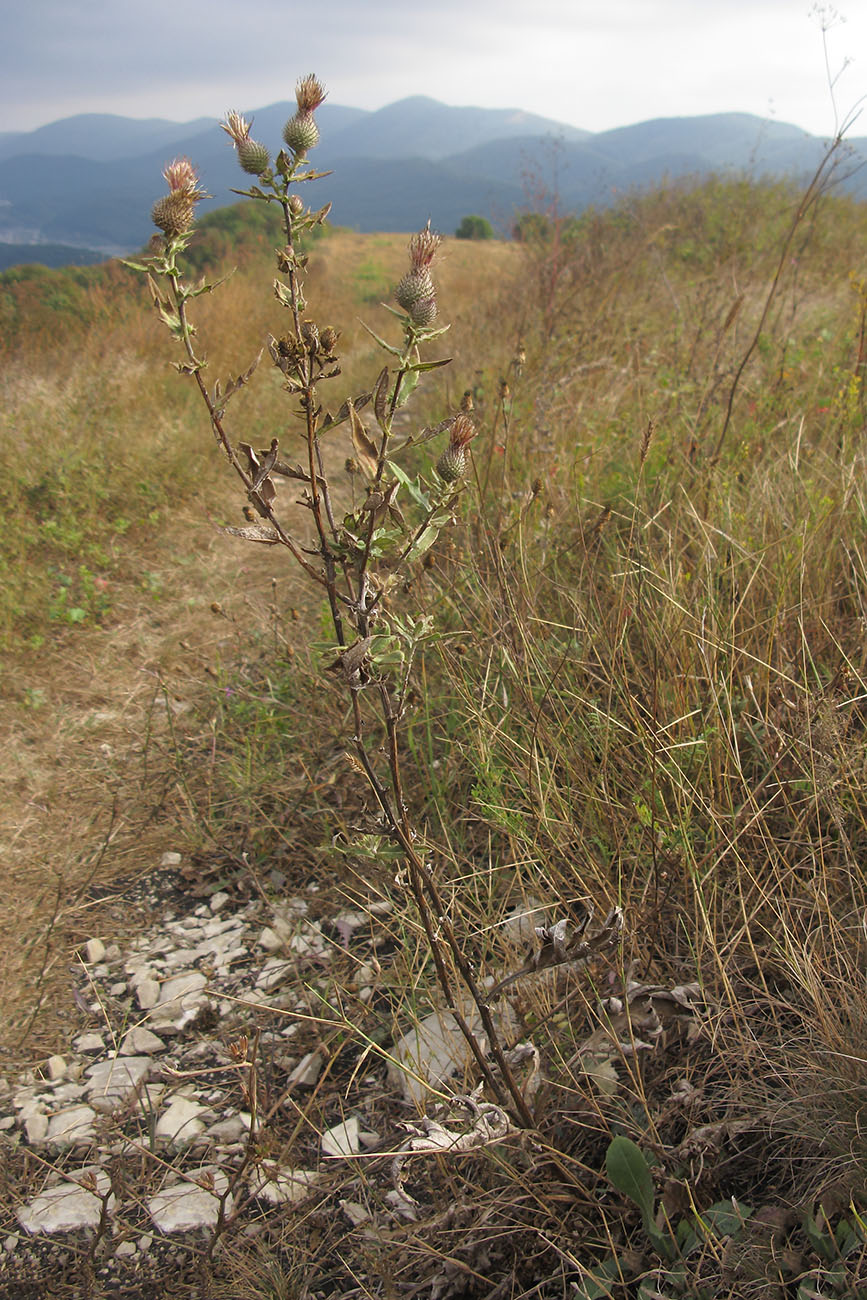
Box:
207;1112;251;1144
160;851;182;867
147;1167;229;1232
389;1010;489;1104
73;1033;105;1054
45;1055;67;1081
46;1105;98;1145
248;1164;318;1205
286;1052;322;1088
24;1112;49;1144
209;891;230;912
158;970;207;1005
83;938;106;964
17;1170;114;1234
119;1027;166;1056
155;1096;208;1144
85;1056;150;1112
321;1116;361;1158
136;978;161;1010
114;1240;137;1257
258;926;283;952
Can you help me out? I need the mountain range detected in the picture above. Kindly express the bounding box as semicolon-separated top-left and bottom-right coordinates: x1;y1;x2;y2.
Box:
0;96;864;267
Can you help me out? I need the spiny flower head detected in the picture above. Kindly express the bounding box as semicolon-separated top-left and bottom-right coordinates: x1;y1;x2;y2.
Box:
395;222;442;318
436;414;477;483
152;158;207;237
220;110;271;175
283;75;327;157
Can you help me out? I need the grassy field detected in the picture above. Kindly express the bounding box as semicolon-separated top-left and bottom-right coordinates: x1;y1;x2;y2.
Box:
2;146;867;1296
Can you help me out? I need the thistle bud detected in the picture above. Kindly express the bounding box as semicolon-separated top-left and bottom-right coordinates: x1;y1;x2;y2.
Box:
436;444;467;483
288;195;304;217
395;222;442;319
436;413;477;483
151;192;196;238
282;112;320;156
237;138;271;175
409;295;438;327
320;326;339;354
395;269;435;311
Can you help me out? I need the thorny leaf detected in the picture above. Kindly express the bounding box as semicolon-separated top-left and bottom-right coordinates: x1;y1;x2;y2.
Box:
359;319;405;359
257;456;310;482
273;279;295;310
213;351;262;408
575;980;707;1072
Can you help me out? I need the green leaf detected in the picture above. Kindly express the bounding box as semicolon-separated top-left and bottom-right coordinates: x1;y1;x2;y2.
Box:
360;320;404;358
405;357;452;373
120;258;151;273
395;367;419;407
571;1256;624;1299
803;1213;836;1262
605;1137;656;1221
386;460;430;509
405;525;439;564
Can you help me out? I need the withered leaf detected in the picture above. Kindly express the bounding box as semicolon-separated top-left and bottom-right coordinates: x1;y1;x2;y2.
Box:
348;401;380;479
320;391;372;434
217;524;281;545
324;637;372;679
250;438;279;490
373;366;390;431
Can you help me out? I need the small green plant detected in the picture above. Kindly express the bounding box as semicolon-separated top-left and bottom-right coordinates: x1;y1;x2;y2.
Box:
572;1135;754;1297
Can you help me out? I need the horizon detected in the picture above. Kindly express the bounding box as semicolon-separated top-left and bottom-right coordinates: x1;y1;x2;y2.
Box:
0;94;838;143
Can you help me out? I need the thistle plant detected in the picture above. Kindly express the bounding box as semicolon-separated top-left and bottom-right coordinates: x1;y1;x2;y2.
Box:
125;76;534;1125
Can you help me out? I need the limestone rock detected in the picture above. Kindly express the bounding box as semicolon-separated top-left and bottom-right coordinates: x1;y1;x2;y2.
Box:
18;1170;114;1234
147;1167;230;1232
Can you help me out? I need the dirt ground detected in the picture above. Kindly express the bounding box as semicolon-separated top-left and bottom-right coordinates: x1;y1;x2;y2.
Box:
0;505;307;1070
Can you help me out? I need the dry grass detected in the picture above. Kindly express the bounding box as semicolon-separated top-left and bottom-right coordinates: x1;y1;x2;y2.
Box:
4;165;867;1295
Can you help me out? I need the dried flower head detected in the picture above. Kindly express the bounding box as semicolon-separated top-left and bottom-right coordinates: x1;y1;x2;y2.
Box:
450;414;477;451
409;222;441;271
220;111;253;146
162;157;204;195
295;75;327;114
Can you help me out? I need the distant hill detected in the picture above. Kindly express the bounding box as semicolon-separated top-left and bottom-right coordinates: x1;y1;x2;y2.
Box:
0;242;105;271
0;96;863;263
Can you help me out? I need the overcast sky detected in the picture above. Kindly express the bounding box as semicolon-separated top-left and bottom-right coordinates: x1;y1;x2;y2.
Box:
3;1;865;138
